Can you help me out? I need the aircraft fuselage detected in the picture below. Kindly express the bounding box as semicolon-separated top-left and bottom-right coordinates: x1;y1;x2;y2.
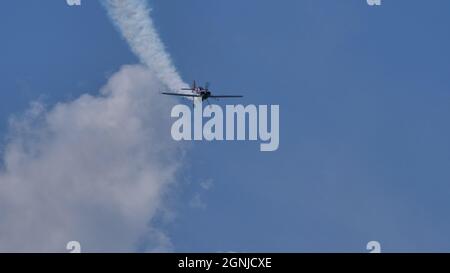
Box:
194;90;211;101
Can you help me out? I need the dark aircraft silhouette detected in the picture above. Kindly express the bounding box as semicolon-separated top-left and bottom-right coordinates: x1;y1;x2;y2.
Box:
162;81;243;105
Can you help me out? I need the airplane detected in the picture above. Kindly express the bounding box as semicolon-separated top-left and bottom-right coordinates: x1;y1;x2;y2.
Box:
162;80;243;105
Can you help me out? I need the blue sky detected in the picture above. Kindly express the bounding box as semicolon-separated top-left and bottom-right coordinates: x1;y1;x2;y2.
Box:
1;0;450;252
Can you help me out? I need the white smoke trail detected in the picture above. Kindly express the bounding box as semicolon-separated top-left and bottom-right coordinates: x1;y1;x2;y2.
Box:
0;0;186;251
102;0;187;90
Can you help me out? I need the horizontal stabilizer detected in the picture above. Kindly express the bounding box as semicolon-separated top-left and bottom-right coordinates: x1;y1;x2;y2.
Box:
161;92;200;97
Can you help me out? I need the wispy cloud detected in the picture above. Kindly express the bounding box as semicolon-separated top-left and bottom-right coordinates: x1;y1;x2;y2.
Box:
189;193;207;210
200;178;214;191
189;178;213;210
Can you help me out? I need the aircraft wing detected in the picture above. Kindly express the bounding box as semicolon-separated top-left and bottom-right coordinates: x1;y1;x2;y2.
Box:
161;92;200;97
209;95;243;98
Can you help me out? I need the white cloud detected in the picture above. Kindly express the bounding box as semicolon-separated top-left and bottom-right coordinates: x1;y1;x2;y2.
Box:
0;0;189;252
0;65;182;252
0;0;189;251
